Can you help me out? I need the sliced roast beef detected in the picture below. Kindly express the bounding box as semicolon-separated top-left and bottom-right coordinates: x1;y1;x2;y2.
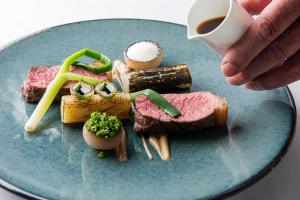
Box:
133;92;228;134
21;65;108;102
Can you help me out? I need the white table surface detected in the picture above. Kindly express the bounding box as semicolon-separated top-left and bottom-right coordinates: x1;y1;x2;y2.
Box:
0;0;299;199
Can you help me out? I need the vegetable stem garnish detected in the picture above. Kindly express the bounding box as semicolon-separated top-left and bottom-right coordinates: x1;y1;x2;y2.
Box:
70;81;94;100
71;50;112;73
130;89;182;117
95;81;117;99
24;48;107;132
86;112;122;138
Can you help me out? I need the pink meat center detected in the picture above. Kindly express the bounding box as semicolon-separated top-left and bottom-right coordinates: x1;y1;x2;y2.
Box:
135;92;216;122
28;65;107;88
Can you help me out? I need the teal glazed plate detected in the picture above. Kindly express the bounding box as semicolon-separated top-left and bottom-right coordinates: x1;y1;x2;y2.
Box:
0;19;296;200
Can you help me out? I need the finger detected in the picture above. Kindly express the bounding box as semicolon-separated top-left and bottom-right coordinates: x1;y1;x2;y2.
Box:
227;19;300;85
238;0;271;14
245;50;300;90
222;0;300;77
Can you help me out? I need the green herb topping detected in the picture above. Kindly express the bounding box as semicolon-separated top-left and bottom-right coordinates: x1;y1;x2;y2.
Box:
86;112;122;138
97;151;105;159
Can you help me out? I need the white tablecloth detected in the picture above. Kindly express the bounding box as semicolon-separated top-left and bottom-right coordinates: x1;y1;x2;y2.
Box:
0;0;299;199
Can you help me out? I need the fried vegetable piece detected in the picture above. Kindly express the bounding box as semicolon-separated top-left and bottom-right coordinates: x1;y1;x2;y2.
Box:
61;93;131;123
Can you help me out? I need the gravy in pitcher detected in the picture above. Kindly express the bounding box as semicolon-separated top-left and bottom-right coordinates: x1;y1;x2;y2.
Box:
196;16;225;34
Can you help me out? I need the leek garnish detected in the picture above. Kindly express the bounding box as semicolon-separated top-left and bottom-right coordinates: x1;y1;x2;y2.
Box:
70;81;94;100
71;51;112;73
95;82;117;99
130;89;182;117
24;48;106;132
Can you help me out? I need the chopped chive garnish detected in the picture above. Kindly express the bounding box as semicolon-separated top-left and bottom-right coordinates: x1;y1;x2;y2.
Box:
97;151;105;159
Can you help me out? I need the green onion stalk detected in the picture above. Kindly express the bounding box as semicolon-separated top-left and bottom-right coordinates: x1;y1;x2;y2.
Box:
72;53;112;73
24;48;111;132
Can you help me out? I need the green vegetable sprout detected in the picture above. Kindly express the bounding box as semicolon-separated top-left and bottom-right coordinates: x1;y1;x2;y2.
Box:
86;112;122;138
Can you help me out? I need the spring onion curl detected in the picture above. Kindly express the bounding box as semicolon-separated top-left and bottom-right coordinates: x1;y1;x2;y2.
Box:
71;51;112;73
130;89;182;118
24;48;108;132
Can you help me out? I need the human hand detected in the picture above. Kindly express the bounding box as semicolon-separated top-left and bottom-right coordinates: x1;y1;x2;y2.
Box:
221;0;300;90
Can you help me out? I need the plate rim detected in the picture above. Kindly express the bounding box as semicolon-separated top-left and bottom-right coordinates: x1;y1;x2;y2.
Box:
0;18;297;200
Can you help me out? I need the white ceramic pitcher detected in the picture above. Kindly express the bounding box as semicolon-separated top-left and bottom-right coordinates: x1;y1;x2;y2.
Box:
187;0;254;56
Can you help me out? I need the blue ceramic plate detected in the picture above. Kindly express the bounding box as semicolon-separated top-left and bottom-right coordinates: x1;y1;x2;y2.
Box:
0;19;296;200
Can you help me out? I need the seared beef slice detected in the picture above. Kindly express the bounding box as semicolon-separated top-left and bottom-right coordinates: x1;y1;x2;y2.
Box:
22;65;108;102
133;92;228;134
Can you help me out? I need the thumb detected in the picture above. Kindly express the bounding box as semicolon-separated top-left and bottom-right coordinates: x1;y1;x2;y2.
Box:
237;0;272;14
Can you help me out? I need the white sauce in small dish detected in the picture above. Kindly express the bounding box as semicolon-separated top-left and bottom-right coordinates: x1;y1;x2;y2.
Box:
126;41;160;62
